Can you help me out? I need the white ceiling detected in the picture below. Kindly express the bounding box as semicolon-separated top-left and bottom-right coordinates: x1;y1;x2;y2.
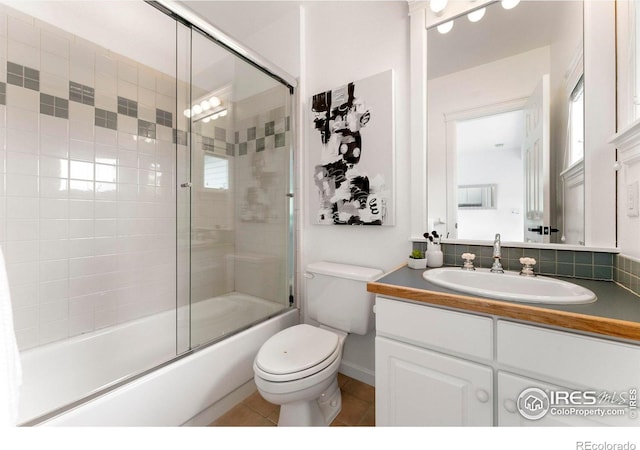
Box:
456;109;524;154
180;1;302;42
427;1;581;79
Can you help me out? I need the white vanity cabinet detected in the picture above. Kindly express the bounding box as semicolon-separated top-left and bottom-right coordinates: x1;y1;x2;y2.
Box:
375;296;640;427
496;320;640;427
375;297;493;426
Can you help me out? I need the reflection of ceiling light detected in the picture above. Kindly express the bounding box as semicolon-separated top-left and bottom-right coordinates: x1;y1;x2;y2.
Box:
430;0;447;13
182;87;229;122
467;7;486;22
501;0;520;10
437;20;454;34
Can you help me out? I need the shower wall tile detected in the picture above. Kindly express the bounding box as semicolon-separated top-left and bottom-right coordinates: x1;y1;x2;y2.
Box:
8;38;39;70
0;4;180;350
40;29;69;59
1;3;292;351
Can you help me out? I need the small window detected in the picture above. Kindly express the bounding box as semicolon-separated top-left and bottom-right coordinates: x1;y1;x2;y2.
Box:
203;153;229;190
568;77;584;166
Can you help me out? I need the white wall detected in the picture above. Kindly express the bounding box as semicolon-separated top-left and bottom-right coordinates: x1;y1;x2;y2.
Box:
301;1;410;382
301;1;410;272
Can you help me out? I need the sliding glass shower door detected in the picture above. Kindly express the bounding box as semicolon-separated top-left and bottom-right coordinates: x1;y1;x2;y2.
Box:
182;28;294;349
2;0;294;424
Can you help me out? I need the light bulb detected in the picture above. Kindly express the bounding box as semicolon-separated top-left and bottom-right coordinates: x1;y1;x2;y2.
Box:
211;113;219;121
430;0;447;13
192;104;203;115
437;20;454;34
219;110;228;117
201;100;211;111
467;7;486;22
501;0;520;10
209;96;221;108
202;116;210;123
183;109;191;118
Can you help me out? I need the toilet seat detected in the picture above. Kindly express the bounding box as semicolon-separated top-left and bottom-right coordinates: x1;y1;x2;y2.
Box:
255;324;341;382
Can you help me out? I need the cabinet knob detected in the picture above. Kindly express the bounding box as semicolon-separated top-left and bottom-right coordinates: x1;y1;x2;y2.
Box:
475;389;490;403
503;399;517;413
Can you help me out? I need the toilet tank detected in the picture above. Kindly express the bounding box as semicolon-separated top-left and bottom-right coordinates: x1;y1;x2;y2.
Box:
305;262;383;335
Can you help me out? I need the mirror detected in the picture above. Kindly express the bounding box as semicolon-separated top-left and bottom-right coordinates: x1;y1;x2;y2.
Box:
427;0;584;245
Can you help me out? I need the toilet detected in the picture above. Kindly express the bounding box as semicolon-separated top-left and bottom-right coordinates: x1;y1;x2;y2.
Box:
253;261;383;426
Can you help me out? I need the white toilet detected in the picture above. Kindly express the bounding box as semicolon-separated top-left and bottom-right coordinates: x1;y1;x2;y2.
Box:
253;261;383;426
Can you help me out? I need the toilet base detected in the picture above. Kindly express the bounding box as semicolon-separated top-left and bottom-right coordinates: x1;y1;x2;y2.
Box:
277;377;342;426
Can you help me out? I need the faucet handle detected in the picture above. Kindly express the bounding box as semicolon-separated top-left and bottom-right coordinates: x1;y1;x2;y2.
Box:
519;257;537;277
461;253;476;270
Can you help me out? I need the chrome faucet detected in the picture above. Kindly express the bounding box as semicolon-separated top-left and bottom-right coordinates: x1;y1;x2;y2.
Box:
490;233;504;273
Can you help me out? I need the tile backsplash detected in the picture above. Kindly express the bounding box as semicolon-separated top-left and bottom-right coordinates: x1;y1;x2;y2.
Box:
413;242;640;296
413;242;615;280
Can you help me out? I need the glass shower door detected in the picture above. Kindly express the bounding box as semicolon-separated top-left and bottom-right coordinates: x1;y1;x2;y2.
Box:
185;29;293;348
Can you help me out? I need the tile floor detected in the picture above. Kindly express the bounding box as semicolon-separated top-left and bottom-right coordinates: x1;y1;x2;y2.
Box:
209;373;375;426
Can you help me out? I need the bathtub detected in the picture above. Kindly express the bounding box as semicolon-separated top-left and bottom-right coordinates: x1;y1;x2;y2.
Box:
18;294;298;426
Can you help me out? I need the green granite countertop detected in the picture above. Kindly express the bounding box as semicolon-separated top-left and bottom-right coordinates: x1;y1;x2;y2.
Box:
368;265;640;342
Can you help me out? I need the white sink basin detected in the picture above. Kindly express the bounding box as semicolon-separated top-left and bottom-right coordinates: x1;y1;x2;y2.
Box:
422;267;596;304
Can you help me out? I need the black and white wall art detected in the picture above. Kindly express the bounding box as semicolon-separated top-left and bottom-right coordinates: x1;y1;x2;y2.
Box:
310;69;394;226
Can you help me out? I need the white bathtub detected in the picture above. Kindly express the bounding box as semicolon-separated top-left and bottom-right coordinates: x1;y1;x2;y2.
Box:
18;294;297;426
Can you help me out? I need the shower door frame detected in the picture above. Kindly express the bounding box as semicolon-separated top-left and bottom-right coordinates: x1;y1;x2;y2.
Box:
146;0;299;348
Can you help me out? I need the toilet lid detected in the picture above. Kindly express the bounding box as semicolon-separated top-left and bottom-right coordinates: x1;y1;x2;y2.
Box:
255;324;339;376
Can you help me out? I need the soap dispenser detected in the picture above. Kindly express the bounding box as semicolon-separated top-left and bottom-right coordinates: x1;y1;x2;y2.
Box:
426;243;443;268
424;231;443;268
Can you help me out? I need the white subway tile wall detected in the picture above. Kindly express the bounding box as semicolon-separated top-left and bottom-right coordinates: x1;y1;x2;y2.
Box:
0;4;293;352
0;5;181;350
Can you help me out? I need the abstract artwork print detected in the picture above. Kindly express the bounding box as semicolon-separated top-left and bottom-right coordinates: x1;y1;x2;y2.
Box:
310;70;394;226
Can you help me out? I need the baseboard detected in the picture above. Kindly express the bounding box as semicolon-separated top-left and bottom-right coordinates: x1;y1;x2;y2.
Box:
339;360;375;387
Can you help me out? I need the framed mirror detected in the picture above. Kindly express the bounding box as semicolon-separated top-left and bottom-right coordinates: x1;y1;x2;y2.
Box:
426;1;586;245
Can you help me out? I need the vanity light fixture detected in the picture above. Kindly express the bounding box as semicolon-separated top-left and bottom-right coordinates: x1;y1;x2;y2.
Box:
501;0;520;10
437;20;454;34
467;7;486;22
430;0;448;14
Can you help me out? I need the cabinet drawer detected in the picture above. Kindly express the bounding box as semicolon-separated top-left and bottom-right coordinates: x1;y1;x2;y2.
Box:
375;296;492;360
497;371;630;426
497;320;640;391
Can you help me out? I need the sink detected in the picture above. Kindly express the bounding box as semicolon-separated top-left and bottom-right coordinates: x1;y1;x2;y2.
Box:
422;267;596;304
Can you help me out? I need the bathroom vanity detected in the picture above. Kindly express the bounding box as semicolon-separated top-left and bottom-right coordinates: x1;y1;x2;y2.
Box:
368;266;640;427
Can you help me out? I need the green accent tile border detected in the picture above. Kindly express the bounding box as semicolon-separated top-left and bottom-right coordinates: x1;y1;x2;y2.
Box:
415;242;616;282
615;254;640;296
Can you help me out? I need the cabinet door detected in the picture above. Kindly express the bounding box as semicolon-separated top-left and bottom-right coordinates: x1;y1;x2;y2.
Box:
376;336;492;426
498;371;637;427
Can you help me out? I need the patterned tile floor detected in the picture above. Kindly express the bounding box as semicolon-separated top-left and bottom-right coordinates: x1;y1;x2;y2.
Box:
209;373;375;426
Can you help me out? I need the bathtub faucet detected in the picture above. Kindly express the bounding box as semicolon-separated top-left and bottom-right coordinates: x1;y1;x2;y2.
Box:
490;233;504;273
